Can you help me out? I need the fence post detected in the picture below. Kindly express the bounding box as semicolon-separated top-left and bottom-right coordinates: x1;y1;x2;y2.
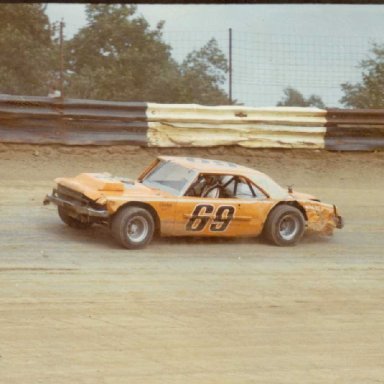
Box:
229;28;232;104
59;19;65;99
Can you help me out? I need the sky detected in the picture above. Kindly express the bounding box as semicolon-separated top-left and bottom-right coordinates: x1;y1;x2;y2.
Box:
46;4;384;107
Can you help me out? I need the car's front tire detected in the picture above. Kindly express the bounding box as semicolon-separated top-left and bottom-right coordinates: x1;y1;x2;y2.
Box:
111;206;155;249
58;206;92;229
263;205;305;246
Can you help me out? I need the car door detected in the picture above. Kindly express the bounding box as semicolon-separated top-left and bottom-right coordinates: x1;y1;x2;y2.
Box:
173;175;274;237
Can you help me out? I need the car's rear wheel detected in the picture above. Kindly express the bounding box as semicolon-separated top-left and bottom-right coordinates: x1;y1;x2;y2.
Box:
58;206;92;229
263;205;305;246
111;206;155;249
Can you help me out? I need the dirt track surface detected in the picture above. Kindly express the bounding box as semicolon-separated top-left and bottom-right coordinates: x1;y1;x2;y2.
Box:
1;144;384;383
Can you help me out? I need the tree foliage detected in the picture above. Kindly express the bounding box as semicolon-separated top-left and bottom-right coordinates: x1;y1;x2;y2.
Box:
340;43;384;108
277;87;326;108
65;5;229;104
0;4;230;104
65;5;179;101
178;39;229;104
0;4;54;95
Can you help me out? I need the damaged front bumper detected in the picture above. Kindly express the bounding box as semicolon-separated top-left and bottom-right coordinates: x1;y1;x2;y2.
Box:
306;203;344;235
333;205;344;229
43;191;109;219
335;214;344;229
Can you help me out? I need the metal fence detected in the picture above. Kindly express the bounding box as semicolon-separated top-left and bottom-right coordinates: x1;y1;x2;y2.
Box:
0;95;148;145
160;29;377;108
0;94;383;151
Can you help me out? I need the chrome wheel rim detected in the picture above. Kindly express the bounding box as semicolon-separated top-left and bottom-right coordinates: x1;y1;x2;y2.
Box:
278;214;300;241
126;216;148;243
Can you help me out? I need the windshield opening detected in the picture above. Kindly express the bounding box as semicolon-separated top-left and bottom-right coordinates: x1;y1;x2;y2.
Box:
142;160;197;196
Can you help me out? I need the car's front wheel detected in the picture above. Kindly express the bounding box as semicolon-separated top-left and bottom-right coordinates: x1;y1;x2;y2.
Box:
111;206;155;249
263;205;305;246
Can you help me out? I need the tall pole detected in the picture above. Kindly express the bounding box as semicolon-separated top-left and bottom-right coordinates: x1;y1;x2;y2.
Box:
59;19;65;99
228;28;232;104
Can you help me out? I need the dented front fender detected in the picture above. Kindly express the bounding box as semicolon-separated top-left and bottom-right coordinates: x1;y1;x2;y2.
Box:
304;202;344;235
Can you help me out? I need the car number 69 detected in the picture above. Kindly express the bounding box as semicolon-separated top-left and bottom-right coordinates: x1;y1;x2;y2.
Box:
186;204;235;232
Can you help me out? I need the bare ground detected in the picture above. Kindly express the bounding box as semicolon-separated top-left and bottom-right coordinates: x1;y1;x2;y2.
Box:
0;144;383;383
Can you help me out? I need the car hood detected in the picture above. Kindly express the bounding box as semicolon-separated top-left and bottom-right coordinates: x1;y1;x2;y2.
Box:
55;172;172;202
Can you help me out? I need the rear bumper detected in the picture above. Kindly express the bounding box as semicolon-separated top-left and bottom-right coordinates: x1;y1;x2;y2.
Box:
43;193;109;218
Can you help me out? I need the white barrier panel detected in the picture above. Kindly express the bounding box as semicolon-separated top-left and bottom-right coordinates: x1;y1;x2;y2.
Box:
147;104;327;148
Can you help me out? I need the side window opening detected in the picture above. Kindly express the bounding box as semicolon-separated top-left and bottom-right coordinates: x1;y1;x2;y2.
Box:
185;174;222;198
235;177;255;198
185;174;267;199
221;175;266;199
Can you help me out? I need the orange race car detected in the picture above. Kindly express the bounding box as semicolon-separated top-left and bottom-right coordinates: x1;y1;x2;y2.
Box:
43;156;344;249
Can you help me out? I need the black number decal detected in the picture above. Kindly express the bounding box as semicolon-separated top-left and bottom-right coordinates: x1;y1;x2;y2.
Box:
210;206;235;232
186;204;214;231
186;204;235;232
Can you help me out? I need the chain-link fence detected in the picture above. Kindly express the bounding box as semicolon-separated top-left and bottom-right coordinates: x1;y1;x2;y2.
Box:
161;29;377;108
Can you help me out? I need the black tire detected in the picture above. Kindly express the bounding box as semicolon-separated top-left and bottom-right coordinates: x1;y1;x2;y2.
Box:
111;206;155;249
263;205;305;246
58;206;92;230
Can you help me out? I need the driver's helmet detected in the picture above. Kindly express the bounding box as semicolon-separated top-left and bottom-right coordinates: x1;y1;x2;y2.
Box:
204;174;217;186
190;176;206;196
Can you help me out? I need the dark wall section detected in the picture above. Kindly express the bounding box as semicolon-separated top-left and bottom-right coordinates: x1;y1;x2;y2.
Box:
325;109;384;151
0;95;149;145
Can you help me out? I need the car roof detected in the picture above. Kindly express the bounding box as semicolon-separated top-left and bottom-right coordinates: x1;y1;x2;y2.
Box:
158;156;264;177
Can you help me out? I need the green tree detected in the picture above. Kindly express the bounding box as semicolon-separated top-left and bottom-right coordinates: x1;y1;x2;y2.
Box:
0;4;55;95
178;38;230;105
277;87;326;108
66;4;181;102
65;5;230;104
340;43;384;108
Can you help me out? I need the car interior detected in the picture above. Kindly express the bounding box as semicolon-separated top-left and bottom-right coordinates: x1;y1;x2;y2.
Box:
185;174;262;199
